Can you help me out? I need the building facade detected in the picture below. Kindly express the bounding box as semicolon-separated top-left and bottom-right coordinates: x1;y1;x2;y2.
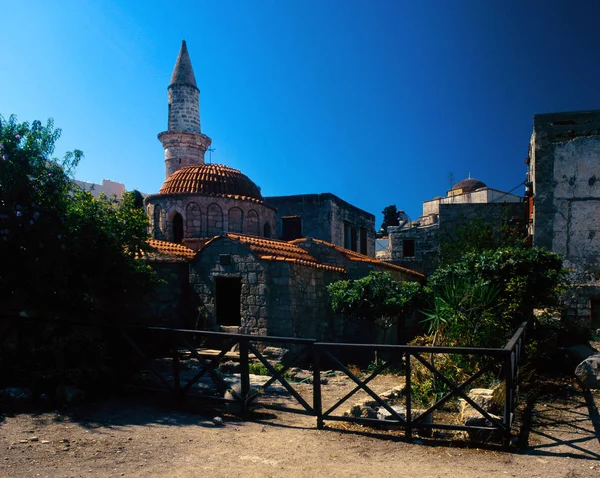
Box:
529;109;600;327
141;41;423;342
265;193;376;257
378;178;525;274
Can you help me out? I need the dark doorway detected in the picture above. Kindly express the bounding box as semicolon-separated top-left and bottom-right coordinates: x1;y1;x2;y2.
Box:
172;212;184;243
282;216;302;240
215;277;242;326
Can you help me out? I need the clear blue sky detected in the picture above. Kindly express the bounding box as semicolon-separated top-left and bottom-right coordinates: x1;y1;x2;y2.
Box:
2;0;600;227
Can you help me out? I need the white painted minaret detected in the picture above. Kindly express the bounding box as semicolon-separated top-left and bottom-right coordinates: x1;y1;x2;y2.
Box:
158;40;212;178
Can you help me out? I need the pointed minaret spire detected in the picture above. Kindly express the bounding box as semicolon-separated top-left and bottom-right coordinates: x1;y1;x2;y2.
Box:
159;41;212;178
170;40;197;88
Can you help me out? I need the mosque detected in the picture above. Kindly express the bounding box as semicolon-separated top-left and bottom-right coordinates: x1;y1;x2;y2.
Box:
143;41;423;342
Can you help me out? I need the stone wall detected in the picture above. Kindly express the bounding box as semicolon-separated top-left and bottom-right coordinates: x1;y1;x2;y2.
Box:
439;202;526;234
265;193;376;257
388;225;439;275
189;237;349;341
531;110;600;324
168;84;200;133
190;238;269;334
387;202;526;275
147;194;276;241
137;262;196;328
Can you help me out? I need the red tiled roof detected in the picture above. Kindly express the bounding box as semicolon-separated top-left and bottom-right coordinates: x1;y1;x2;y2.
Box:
143;239;196;262
158;164;264;202
291;238;425;280
200;233;346;272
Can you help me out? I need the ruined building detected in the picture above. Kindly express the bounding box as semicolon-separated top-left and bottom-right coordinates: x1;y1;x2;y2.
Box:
378;177;525;274
142;41;423;342
529;110;600;328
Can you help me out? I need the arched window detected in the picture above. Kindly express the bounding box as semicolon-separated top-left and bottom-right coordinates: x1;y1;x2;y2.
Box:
263;222;272;238
228;207;243;233
186;202;201;238
207;204;223;236
153;204;164;239
247;209;259;236
172;212;184;243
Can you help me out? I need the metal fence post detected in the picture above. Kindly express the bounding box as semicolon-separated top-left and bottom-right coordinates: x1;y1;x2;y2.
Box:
172;331;181;399
313;346;323;430
405;352;413;440
503;349;514;442
239;338;250;418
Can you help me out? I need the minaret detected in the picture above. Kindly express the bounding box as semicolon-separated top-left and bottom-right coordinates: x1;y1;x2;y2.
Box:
158;40;212;178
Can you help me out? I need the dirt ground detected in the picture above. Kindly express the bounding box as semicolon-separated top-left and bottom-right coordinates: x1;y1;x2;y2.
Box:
1;375;599;478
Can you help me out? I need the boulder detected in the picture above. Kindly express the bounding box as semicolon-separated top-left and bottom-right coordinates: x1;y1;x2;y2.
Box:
464;413;503;442
261;347;289;362
377;405;433;435
346;403;378;419
224;382;261;415
575;354;600;389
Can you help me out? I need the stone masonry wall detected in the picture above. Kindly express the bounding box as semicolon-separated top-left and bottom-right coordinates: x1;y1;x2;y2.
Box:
265;193;376;257
136;262;196;328
190;239;269;335
531;110;600;325
168;85;200;133
267;262;343;340
147;195;276;241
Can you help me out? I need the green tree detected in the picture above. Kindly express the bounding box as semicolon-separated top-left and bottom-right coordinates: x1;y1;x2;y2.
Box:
328;271;422;343
380;205;401;233
437;215;527;267
0;115;155;318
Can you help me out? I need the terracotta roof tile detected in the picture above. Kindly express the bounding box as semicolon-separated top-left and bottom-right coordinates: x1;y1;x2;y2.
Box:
291;238;425;280
143;239;196;262
199;233;345;272
158;164;264;201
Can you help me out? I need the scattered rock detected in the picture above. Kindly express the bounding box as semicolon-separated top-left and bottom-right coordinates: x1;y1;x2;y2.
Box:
224;383;261;415
464;413;503;442
212;416;224;426
219;360;240;374
346;403;378;419
0;387;33;402
56;385;86;405
28;437;38;442
575;354;600;389
41;440;50;444
261;347;288;362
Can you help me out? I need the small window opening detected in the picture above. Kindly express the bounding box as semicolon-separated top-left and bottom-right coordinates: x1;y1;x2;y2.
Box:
282;216;302;240
403;239;415;257
359;228;368;255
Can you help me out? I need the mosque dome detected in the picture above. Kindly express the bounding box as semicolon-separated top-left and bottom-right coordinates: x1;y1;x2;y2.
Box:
451;178;487;192
159;164;264;201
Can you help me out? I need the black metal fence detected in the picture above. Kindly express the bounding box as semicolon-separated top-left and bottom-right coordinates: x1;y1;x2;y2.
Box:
0;315;528;443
